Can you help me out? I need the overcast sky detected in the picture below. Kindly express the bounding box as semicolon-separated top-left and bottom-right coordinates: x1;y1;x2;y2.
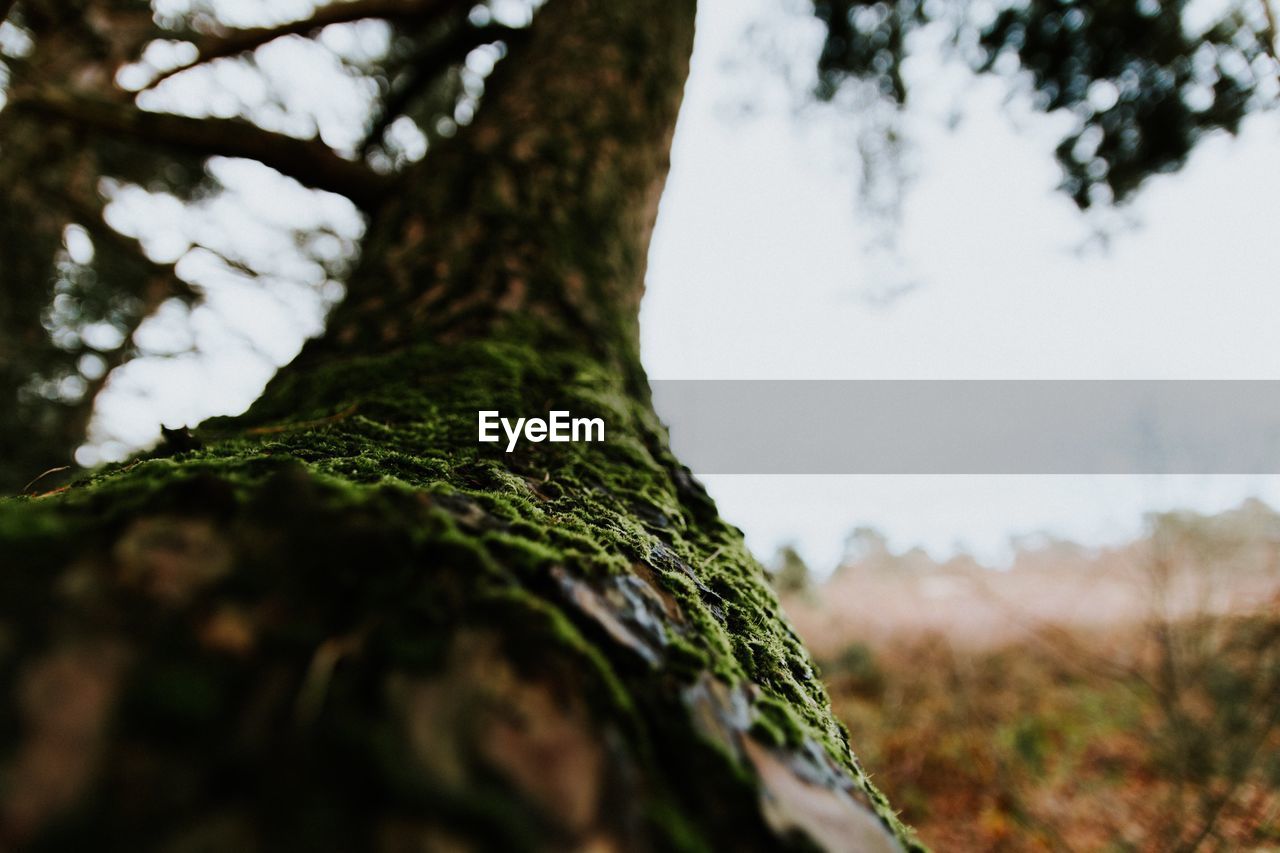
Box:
82;0;1280;572
644;0;1280;570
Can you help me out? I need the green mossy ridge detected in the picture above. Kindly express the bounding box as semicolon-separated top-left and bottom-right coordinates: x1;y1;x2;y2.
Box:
0;331;917;849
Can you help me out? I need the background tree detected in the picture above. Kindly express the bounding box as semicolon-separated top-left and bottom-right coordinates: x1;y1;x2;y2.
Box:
771;543;814;598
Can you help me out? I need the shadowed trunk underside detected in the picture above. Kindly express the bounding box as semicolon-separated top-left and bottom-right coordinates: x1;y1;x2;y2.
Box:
0;1;917;849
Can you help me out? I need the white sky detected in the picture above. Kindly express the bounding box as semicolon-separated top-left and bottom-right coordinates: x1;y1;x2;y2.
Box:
82;0;1280;572
643;0;1280;570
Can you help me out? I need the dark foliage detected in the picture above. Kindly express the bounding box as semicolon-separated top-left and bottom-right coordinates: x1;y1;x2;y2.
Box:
812;0;1278;206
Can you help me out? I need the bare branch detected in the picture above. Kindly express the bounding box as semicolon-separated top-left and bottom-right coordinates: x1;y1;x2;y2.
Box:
360;23;521;156
14;88;393;209
59;189;199;304
144;0;474;88
1263;0;1279;63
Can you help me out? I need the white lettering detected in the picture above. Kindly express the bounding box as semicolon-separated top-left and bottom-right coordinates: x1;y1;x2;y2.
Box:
502;416;525;452
549;410;570;442
478;411;500;443
573;416;605;442
477;410;606;452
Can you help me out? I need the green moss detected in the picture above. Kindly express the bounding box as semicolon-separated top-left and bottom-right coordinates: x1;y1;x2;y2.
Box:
0;329;917;850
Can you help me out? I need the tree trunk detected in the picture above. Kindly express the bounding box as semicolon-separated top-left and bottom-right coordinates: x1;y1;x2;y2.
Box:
0;1;916;850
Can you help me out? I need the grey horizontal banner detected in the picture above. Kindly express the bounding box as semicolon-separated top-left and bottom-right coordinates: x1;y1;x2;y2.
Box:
648;381;1280;474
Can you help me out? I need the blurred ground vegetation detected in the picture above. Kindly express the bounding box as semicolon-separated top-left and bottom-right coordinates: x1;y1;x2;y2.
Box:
775;498;1280;850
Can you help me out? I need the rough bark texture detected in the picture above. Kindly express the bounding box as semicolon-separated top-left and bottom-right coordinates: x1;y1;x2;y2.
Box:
0;1;919;850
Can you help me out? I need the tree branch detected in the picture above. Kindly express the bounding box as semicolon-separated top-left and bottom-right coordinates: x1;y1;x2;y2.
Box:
14;89;392;209
59;189;199;304
360;23;521;156
143;0;474;88
1262;0;1279;63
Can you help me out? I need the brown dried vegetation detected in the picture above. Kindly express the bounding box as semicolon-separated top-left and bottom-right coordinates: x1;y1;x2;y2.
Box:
781;501;1280;851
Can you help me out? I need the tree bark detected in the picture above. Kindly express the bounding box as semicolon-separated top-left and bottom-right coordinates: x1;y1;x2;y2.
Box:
0;1;917;850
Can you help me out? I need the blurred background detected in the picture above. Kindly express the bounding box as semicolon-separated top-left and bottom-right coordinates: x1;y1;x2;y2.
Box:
3;0;1280;846
652;7;1280;844
649;0;1280;571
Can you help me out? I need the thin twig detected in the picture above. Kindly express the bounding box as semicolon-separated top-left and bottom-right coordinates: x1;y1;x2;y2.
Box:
359;24;521;156
21;466;70;494
1261;0;1280;63
142;0;474;90
246;402;361;436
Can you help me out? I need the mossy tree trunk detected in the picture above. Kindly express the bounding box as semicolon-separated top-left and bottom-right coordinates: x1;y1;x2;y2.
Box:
0;1;916;849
